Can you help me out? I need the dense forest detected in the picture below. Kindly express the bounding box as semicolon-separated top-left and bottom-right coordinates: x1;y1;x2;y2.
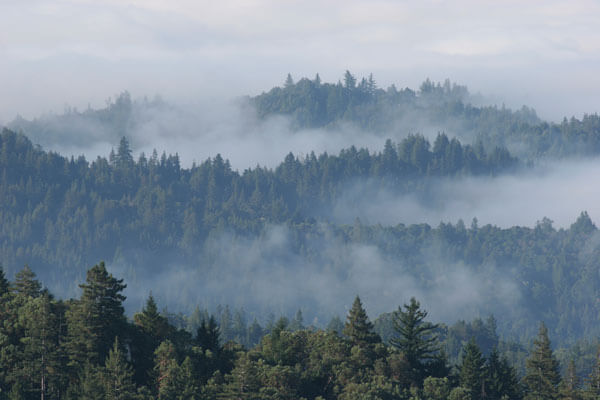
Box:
252;73;600;159
3;74;600;398
0;126;599;346
1;264;597;400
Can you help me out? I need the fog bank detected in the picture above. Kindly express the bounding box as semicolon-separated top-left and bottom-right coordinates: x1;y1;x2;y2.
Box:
333;158;600;229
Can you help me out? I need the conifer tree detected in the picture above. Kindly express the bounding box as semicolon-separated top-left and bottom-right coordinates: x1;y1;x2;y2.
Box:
132;293;172;386
522;322;560;400
390;297;441;387
196;315;221;353
176;357;198;400
560;360;581;400
284;73;294;88
459;338;485;400
18;293;61;400
104;337;137;400
221;352;260;400
0;265;9;296
153;340;180;400
584;345;600;398
486;347;521;400
116;136;134;169
77;364;105;400
65;262;127;370
13;265;41;299
343;296;380;349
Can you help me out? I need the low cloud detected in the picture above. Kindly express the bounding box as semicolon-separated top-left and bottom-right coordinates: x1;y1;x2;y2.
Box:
332;158;600;229
106;224;521;327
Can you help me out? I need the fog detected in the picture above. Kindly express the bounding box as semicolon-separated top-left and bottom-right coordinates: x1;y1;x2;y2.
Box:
107;224;521;326
2;0;600;339
332;158;600;229
7;95;477;170
1;1;600;122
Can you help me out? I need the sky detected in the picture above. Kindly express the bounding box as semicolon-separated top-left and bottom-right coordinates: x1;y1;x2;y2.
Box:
1;0;599;122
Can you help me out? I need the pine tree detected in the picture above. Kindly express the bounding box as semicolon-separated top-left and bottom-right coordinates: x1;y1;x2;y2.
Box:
116;136;134;169
18;293;61;400
522;322;560;400
390;297;441;388
0;265;10;296
104;337;137;400
284;73;294;88
344;70;356;89
560;360;581;400
221;352;260;400
78;363;105;400
134;293;171;341
13;265;41;299
196;315;221;353
65;262;127;370
176;357;198;400
153;340;179;400
132;294;172;387
343;296;381;349
486;348;521;400
459;338;485;400
584;345;600;398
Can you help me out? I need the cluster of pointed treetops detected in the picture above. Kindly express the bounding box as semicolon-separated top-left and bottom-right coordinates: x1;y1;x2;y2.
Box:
0;262;597;400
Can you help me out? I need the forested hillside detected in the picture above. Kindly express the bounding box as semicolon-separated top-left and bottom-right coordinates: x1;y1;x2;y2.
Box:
252;73;600;158
1;265;597;400
3;75;600;400
0;125;599;348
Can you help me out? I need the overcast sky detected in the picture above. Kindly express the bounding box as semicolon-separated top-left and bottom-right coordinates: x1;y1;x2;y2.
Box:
1;0;599;122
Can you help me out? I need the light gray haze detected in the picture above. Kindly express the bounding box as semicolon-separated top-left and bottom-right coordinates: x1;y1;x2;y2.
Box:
1;0;599;122
2;0;600;324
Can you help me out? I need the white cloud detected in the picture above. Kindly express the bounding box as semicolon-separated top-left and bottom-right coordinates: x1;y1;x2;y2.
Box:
1;0;599;120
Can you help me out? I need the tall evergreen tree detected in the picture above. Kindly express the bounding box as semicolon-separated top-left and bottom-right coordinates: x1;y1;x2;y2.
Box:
522;322;560;400
485;348;521;400
132;294;172;386
0;265;9;296
584;345;600;399
390;297;441;387
344;70;356;89
343;296;381;349
65;262;127;371
560;360;581;400
104;337;137;400
116;136;134;169
153;340;180;400
18;293;61;400
134;294;171;341
12;266;41;299
459;338;485;400
76;363;105;400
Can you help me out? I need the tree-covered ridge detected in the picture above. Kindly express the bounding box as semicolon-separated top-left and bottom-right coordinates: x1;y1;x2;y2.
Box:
2;263;599;400
0;127;514;273
251;72;600;158
7;91;167;149
2;129;600;346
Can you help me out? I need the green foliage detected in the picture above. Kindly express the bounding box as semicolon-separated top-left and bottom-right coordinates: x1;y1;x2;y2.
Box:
559;360;582;400
459;339;485;400
12;266;41;299
65;262;127;370
104;337;137;400
390;297;443;387
343;296;381;350
423;376;451;400
0;265;597;400
522;323;561;400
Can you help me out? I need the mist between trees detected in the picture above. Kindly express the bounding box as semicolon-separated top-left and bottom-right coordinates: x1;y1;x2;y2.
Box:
1;263;596;399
